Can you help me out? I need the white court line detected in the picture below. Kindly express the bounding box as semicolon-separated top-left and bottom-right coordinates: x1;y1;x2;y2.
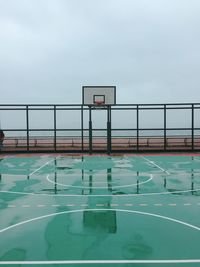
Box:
1;186;200;197
141;156;170;175
110;203;119;207
46;174;153;189
29;158;58;177
194;157;200;162
96;204;105;207
1;208;200;234
1;259;200;264
2;202;199;208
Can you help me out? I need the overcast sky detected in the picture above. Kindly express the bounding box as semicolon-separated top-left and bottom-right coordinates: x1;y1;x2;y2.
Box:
0;0;200;104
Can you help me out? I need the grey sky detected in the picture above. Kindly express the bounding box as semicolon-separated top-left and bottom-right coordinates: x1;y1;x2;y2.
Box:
0;0;200;104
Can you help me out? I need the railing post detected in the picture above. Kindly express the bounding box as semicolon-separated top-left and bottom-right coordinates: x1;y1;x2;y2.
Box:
110;106;112;153
191;104;194;150
81;105;84;152
89;106;92;154
107;106;111;154
164;104;167;151
54;105;57;152
26;105;29;151
136;105;139;151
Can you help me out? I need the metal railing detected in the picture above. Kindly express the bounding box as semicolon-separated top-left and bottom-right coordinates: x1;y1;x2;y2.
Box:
0;103;200;153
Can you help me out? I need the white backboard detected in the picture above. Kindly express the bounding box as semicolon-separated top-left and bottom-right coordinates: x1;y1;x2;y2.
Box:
82;86;116;105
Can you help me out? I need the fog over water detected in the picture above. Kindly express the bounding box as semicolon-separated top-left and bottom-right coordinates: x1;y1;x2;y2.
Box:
0;0;200;135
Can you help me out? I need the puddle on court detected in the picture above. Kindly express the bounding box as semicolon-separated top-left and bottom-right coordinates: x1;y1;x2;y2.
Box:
0;155;200;196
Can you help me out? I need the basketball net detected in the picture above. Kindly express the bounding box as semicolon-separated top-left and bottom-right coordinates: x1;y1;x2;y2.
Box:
93;100;105;109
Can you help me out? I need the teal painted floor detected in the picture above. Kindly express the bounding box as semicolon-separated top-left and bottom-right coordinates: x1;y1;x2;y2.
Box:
0;155;200;266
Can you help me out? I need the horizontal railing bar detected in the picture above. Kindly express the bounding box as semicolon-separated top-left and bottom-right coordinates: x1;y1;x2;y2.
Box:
2;128;200;132
1;103;200;107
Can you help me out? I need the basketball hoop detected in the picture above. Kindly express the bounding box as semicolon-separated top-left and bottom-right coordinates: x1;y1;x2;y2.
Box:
93;100;106;109
94;100;104;105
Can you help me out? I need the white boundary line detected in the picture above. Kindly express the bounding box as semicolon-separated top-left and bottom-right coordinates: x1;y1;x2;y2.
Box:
141;156;170;175
29;158;57;177
1;259;200;264
46;174;153;189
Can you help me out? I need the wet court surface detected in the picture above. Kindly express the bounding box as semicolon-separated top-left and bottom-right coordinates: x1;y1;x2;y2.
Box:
1;154;200;266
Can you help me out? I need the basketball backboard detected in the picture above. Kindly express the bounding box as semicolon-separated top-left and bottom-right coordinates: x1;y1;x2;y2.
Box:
82;86;116;106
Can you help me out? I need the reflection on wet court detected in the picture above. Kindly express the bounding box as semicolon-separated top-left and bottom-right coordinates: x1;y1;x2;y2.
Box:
1;154;200;266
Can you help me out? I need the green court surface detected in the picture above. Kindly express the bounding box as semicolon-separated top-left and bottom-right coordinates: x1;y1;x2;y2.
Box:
1;154;200;266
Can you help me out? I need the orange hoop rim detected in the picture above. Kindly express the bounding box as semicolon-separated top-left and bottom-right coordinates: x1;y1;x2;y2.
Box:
94;101;105;105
